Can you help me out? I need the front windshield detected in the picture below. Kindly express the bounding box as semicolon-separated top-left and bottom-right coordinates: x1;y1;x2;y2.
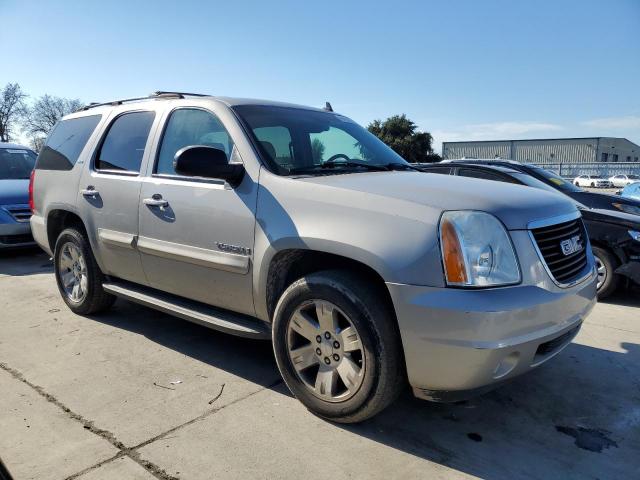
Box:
233;105;408;175
528;165;582;192
0;148;37;179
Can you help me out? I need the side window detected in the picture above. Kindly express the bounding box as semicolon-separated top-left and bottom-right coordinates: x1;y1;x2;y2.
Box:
96;111;155;173
36;115;102;170
458;168;511;183
156;108;233;175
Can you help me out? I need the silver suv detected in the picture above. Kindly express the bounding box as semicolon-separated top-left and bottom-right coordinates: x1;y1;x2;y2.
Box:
30;92;597;422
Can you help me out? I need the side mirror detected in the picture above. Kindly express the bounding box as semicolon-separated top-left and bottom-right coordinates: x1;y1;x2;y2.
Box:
174;145;245;187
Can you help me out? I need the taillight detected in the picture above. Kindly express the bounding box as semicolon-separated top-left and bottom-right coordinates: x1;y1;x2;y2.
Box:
29;170;35;213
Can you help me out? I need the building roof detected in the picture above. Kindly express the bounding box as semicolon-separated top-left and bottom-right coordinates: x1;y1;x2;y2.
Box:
443;137;639;147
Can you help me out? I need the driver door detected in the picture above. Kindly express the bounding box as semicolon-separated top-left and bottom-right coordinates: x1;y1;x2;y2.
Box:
137;107;257;316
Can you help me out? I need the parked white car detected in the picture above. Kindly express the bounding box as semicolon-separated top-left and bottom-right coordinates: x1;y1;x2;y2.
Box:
609;174;640;188
573;175;613;188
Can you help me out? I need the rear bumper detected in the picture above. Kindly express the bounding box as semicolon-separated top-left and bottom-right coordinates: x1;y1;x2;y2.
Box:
387;273;597;401
29;213;52;255
0;222;35;248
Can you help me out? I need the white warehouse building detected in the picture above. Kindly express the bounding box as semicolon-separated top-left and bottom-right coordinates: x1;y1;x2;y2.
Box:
442;137;640;165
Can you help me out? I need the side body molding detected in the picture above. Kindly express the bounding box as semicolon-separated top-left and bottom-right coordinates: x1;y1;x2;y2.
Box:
97;229;250;274
136;236;250;274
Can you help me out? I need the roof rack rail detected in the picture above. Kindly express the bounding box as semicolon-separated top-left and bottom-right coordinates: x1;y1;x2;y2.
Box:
78;91;210;111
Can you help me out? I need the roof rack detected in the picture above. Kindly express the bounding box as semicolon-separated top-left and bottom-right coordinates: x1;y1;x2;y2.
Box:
78;91;210;111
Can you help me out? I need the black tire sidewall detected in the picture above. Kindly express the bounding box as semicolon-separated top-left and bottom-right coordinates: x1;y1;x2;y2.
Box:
272;274;386;421
592;246;618;299
54;228;101;314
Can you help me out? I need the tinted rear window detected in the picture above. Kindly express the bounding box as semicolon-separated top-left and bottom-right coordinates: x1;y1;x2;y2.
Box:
36;115;102;170
95;111;155;173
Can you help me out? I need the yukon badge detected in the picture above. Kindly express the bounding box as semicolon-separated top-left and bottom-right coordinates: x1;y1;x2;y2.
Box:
560;235;582;256
216;242;252;256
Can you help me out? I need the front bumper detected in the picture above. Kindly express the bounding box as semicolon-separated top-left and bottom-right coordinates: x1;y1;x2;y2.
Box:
387;274;597;401
0;222;35;248
615;260;640;285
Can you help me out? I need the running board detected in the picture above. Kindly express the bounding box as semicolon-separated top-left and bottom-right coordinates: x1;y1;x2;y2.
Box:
102;280;271;340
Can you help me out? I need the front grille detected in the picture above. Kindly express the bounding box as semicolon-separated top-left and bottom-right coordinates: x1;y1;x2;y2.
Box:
0;234;34;245
535;326;579;358
4;205;32;223
531;218;589;285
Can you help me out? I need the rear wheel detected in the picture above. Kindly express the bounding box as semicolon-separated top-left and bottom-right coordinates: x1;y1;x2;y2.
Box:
592;246;619;299
272;270;404;423
54;227;115;314
590;182;595;187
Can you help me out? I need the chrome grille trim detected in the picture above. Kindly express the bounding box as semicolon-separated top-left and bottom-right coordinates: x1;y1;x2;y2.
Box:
527;211;594;288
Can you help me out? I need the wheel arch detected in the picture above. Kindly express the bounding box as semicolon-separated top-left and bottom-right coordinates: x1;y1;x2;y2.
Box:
46;209;88;253
260;247;396;326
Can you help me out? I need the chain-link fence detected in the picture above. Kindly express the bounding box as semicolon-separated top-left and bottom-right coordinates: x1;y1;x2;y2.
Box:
532;162;640;178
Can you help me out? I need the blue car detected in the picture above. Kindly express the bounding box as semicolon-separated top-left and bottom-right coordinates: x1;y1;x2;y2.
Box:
0;143;37;249
620;182;640;202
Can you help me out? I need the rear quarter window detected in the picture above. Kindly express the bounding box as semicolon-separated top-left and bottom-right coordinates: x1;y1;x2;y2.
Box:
35;115;102;170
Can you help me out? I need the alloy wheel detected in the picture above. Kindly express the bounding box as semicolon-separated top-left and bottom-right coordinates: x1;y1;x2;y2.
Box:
58;242;88;303
286;299;365;402
595;255;607;290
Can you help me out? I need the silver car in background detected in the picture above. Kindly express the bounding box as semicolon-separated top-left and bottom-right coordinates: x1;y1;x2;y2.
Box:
30;92;597;422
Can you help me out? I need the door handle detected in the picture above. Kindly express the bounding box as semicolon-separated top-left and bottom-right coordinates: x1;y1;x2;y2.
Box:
80;186;99;197
143;194;169;207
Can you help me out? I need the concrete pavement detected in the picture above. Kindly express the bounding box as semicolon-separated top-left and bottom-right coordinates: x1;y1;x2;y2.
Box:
1;250;638;480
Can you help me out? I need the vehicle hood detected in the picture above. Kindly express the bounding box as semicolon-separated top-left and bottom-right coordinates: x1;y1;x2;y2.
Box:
580;207;640;230
567;190;640;211
298;171;577;230
0;179;29;206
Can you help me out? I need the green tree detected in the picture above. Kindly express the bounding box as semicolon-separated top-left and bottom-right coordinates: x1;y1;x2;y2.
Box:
311;138;325;162
367;114;441;163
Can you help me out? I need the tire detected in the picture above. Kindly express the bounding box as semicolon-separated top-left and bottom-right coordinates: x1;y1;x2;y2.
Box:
54;227;115;315
592;246;619;299
574;182;580;186
272;270;404;423
590;182;595;187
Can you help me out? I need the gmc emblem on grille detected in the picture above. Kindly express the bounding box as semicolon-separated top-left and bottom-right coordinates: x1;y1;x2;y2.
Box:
560;235;582;256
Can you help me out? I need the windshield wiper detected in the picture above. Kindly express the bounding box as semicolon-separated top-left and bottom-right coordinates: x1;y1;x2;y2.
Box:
290;160;389;174
384;162;422;171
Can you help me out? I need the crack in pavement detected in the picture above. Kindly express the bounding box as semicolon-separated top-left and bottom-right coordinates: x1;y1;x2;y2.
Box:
0;361;282;480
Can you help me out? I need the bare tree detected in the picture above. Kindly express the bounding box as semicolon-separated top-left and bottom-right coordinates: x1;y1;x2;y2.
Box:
0;83;28;142
23;95;83;145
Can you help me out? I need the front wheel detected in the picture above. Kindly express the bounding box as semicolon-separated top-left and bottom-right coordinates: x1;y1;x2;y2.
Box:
592;246;619;299
54;227;115;315
272;270;404;423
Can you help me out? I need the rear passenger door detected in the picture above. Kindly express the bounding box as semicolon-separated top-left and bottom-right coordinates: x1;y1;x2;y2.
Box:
77;110;158;286
137;107;257;316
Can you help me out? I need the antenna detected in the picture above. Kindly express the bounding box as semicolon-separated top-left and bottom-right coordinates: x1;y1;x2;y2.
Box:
324;102;333;112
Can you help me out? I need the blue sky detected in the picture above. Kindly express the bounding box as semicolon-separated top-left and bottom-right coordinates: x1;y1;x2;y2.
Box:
2;0;639;151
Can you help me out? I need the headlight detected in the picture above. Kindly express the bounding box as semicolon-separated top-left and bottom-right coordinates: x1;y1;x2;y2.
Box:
439;211;521;287
613;203;640;216
629;230;640;242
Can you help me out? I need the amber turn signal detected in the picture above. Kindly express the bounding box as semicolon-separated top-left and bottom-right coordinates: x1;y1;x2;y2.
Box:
440;218;468;284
